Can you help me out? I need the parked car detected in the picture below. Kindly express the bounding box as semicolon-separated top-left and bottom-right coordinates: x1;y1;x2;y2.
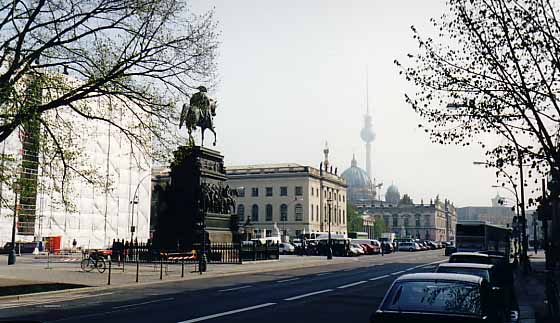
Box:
349;243;365;256
370;273;511;323
352;239;381;254
360;243;376;255
397;242;421;252
436;263;497;284
449;252;493;265
436;263;518;318
370;240;382;254
279;243;295;255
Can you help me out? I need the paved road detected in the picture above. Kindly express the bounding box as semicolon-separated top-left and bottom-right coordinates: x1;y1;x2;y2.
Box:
0;250;447;323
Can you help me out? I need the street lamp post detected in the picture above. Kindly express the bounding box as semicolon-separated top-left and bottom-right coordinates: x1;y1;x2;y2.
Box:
130;173;151;243
8;183;19;265
491;184;521;263
327;198;333;260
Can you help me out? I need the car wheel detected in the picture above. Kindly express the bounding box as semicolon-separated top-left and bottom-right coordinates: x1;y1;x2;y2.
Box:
409;248;413;252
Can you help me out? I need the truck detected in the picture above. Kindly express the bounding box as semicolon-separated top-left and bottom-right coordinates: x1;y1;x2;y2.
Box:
380;233;395;244
450;221;513;260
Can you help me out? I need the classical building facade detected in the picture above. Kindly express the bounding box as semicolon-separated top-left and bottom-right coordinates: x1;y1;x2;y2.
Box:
226;163;348;239
356;197;457;241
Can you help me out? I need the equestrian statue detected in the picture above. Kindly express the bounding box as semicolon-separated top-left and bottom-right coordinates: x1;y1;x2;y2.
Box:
179;86;217;146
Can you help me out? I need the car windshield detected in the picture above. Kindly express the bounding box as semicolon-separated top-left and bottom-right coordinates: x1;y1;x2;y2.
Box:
436;267;491;282
450;256;492;265
381;280;482;315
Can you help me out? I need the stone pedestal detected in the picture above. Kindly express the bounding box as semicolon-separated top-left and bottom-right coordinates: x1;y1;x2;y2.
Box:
154;146;238;250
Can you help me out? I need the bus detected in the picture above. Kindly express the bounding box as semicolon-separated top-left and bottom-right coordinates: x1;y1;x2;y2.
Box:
455;221;512;260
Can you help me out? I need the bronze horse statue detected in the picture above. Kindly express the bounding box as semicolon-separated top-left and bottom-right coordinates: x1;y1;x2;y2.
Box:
179;86;217;146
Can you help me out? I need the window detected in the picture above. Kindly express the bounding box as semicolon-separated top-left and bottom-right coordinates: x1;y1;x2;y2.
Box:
295;186;303;196
251;187;259;197
251;204;259;221
311;204;314;221
393;215;398;227
425;215;431;227
311;187;314;196
280;186;288;196
280;204;288;221
415;215;421;227
266;229;272;237
295;204;303;221
237;204;245;222
383;216;390;227
266;187;273;197
266;204;273;221
404;216;409;227
237;188;245;197
316;205;319;221
342;210;345;224
343;195;345;202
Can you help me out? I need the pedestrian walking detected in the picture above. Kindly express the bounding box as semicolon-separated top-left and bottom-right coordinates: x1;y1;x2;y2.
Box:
381;242;385;256
72;238;77;251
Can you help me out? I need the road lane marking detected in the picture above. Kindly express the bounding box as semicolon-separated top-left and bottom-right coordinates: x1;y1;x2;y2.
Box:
178;303;276;323
219;285;252;292
112;297;174;309
391;270;406;275
336;281;367;289
284;289;333;301
277;278;299;283
315;272;330;276
369;274;390;281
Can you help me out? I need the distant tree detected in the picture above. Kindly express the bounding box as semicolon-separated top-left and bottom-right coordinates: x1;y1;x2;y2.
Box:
373;217;387;238
346;204;363;233
0;0;218;206
399;194;414;205
396;0;560;200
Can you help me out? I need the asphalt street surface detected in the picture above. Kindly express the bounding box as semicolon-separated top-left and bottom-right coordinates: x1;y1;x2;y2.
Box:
0;250;447;323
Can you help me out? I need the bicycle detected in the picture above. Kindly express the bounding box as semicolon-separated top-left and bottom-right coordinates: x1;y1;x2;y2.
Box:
81;251;106;273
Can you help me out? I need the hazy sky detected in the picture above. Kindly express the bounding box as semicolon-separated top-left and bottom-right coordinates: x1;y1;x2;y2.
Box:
189;0;511;208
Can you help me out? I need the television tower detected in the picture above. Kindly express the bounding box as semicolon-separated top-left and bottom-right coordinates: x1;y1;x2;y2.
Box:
360;70;375;179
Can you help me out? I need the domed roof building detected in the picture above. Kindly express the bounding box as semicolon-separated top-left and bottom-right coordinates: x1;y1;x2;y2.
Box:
341;155;376;203
385;184;400;205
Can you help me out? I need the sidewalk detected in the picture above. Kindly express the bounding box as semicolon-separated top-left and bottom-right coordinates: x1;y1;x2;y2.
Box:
0;255;359;298
513;251;559;323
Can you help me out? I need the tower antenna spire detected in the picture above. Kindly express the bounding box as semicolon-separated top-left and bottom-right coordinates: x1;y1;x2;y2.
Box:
366;65;369;115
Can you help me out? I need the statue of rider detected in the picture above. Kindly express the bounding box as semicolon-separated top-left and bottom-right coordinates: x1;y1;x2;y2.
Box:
190;86;211;122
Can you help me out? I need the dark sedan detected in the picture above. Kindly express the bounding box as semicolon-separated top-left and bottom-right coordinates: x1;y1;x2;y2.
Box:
370;273;510;323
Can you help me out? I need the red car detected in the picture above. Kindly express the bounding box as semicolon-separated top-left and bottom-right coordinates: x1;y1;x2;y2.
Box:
360;243;376;255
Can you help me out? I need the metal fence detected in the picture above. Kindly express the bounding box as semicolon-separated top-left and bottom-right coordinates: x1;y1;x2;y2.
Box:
107;241;279;264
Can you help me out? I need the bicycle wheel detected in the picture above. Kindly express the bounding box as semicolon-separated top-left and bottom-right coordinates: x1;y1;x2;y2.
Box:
96;258;106;273
81;258;95;272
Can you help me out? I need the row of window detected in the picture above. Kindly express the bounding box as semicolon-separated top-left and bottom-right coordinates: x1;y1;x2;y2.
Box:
238;186;303;197
383;215;431;228
238;186;346;202
238;203;346;225
238;204;303;222
310;187;346;203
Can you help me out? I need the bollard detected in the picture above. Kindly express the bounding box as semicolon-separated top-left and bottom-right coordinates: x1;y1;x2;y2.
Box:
181;259;185;278
107;257;112;285
136;258;139;283
160;257;163;280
